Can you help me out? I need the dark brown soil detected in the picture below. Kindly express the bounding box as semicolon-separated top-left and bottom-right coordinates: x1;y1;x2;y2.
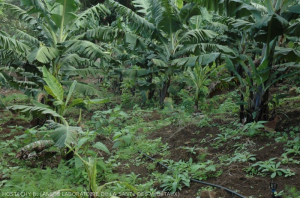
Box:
276;110;300;131
1;118;31;140
138;118;300;198
142;110;162;122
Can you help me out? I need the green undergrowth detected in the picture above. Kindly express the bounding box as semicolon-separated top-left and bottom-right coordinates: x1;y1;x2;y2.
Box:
1;89;300;198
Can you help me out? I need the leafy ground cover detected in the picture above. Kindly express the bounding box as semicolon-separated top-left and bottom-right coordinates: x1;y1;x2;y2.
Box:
1;83;300;198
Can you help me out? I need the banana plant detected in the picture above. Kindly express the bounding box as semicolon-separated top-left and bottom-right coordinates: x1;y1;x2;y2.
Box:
186;62;225;111
8;66;109;123
0;0;112;96
8;67;109;157
106;0;235;107
220;0;300;122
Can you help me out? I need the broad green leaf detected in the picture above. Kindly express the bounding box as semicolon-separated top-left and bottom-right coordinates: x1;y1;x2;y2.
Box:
0;34;29;55
132;0;150;15
287;5;300;14
42;66;64;102
234;3;261;19
93;142;110;154
62;81;100;96
75;156;84;168
265;0;274;14
27;46;60;64
51;0;79;28
76;137;89;150
31;100;51;109
285;21;300;37
50;122;82;148
176;0;183;9
68;98;85;108
107;0;155;34
152;59;168;67
0;72;7;84
251;14;289;42
271;172;276;178
172;53;220;67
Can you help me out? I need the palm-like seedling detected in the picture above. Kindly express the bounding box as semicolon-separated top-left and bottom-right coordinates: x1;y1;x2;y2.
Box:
186;62;224;111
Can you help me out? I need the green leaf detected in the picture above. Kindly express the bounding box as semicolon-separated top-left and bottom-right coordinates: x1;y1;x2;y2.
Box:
87;98;110;105
68;98;85;108
42;66;64;102
75;156;84;168
172;53;220;67
50;122;82;148
287;5;300;14
152;59;168;67
0;34;29;55
51;0;79;28
62;81;100;96
65;80;77;107
1;3;37;24
7;105;63;120
132;0;150;15
234;2;262;20
107;0;155;34
271;172;276;178
15;29;40;46
27;46;60;64
286;21;300;37
251;14;289;42
276;162;281;168
206;164;216;171
63;40;109;60
76;137;89;150
93;142;110;154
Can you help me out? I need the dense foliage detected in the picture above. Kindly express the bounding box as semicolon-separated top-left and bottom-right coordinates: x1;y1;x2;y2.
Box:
1;0;300;197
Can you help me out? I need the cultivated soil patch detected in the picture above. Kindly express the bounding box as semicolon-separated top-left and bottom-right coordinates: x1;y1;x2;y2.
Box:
140;118;300;198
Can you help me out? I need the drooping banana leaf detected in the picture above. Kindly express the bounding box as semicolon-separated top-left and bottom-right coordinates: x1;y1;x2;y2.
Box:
0;3;37;24
171;53;220;67
27;46;60;64
132;0;150;15
7;105;65;123
48;121;82;148
251;13;289;42
0;34;30;56
274;47;300;62
62;81;100;96
62;40;109;60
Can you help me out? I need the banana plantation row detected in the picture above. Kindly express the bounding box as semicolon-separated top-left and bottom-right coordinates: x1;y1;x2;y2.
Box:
0;0;300;158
